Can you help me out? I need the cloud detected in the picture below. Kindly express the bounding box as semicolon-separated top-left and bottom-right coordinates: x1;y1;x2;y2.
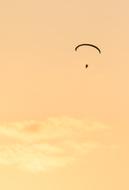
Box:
0;117;111;173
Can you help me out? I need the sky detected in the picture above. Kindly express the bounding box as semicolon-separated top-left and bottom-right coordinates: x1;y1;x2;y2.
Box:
0;0;129;189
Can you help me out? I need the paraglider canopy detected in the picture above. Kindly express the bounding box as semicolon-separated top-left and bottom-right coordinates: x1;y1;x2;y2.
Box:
75;43;101;69
75;43;101;54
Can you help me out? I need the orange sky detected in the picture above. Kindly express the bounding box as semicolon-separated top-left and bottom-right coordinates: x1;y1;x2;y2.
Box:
0;0;129;189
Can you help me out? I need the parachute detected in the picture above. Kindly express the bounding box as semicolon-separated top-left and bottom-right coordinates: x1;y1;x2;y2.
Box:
75;43;101;54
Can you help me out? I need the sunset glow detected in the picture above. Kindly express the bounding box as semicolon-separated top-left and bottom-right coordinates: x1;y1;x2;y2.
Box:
0;0;128;189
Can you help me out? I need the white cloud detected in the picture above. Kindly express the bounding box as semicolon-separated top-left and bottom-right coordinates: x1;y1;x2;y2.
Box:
0;117;111;173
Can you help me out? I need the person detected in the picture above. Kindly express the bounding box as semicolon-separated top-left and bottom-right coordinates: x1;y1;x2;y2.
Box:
85;64;88;68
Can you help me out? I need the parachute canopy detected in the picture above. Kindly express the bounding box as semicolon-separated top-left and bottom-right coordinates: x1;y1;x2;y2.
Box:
75;43;101;54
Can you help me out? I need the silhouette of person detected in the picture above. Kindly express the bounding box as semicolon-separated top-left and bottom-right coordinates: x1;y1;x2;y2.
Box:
85;64;88;68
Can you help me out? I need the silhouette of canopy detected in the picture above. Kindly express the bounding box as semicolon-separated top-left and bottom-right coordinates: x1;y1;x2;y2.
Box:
75;43;101;54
